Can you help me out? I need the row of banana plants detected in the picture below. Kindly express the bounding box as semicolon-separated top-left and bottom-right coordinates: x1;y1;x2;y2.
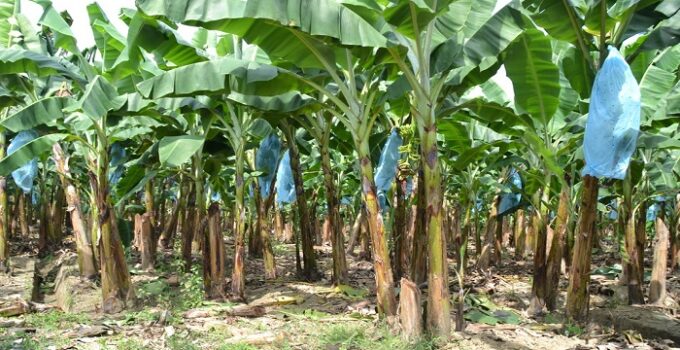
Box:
0;0;677;338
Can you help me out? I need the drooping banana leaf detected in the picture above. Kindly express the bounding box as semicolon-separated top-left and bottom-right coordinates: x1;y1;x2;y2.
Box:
0;133;69;177
87;3;131;73
505;28;562;126
136;57;298;99
425;2;525;74
122;8;207;69
1;97;70;132
65;75;127;120
33;0;79;54
0;0;18;49
158;135;204;168
0;48;85;85
136;0;388;69
523;0;589;45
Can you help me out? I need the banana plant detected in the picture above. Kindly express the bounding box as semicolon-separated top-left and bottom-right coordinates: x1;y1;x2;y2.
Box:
340;0;525;334
521;0;680;320
0;73;140;311
135;1;526;329
0;0;212;306
0;0;90;273
296;109;350;284
438;108;521;329
135;32;310;299
135;0;402;315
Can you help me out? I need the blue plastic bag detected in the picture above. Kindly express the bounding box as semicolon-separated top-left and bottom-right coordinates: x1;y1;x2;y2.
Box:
31;189;39;206
374;129;403;210
109;142;126;185
647;203;658;222
472;198;484;214
7;130;39;193
583;47;640;180
256;135;281;198
205;184;222;203
608;199;618;220
498;168;523;216
646;196;668;222
210;191;221;202
276;150;296;204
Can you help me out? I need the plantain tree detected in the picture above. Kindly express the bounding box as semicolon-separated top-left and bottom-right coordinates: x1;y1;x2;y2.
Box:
520;0;680;319
0;0;90;273
135;1;525;332
135;35;309;298
296;109;350;284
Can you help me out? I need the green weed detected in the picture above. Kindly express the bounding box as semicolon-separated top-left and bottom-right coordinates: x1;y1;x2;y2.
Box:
157;256;205;310
272;242;288;256
317;323;437;350
167;336;201;350
319;324;367;349
564;322;583;337
0;333;68;350
218;344;259;350
24;310;91;331
122;308;161;325
137;279;171;305
114;337;150;350
178;264;205;310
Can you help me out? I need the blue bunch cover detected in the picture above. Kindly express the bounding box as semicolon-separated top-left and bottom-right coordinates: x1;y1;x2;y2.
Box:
210;187;221;203
647;203;658;222
583;47;640;180
32;190;39;205
608;199;618;220
646;196;668;222
256;135;281;198
8;130;39;193
374;129;403;210
498;168;523;216
472;198;483;214
405;177;413;197
276;150;296;204
109;142;126;185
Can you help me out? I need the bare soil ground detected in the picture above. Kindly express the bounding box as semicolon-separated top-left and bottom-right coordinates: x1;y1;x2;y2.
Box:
1;233;679;350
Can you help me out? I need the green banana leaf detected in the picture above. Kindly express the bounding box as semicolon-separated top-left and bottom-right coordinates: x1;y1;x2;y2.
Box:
158;135;204;167
0;133;69;177
505;28;561;126
1;97;70;132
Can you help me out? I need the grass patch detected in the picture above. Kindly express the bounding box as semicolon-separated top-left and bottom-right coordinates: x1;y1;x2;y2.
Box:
122;308;163;325
167;336;201;350
316;323;437;350
24;310;91;331
152;255;205;310
137;279;171;304
564;322;584;337
319;324;366;349
272;242;288;256
218;344;260;350
114;337;149;350
0;332;70;350
278;307;331;320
